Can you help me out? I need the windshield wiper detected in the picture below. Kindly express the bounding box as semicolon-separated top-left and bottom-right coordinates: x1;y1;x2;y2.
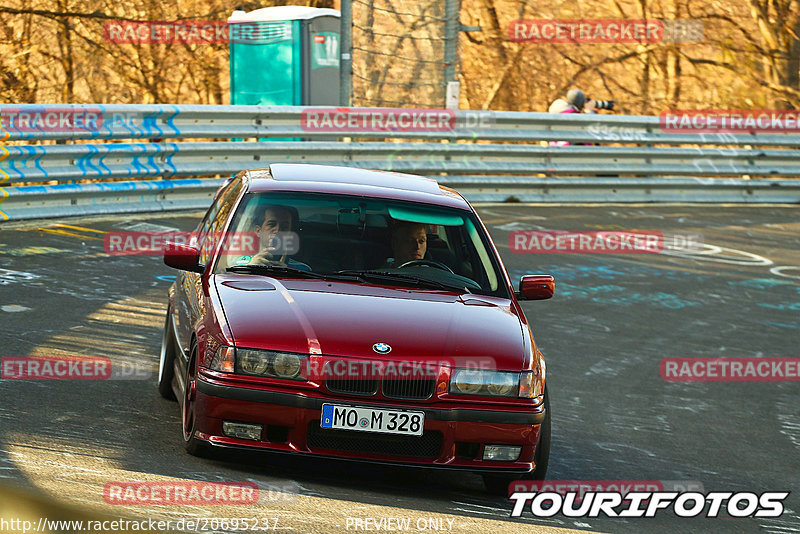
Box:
336;270;470;293
226;265;360;282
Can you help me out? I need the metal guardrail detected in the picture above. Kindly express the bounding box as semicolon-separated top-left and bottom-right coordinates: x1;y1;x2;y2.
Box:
4;141;800;183
4;104;800;146
3;176;796;221
0;179;223;221
1;105;799;221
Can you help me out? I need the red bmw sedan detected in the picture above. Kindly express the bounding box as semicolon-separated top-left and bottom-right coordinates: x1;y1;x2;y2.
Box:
158;164;554;493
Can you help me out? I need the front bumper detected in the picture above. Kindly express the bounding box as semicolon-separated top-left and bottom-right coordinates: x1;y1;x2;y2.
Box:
194;377;546;473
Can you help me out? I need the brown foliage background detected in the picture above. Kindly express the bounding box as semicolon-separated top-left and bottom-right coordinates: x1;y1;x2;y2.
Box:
0;0;798;114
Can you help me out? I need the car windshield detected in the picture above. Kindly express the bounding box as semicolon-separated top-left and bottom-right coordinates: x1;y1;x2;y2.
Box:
213;191;507;297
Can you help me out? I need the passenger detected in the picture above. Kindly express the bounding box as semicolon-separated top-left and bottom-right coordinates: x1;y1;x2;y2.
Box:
383;221;428;267
234;204;311;270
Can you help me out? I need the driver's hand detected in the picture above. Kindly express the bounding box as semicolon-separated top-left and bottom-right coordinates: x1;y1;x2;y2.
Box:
249;251;287;267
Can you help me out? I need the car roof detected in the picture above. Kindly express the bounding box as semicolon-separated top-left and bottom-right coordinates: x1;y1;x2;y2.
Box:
243;164;470;210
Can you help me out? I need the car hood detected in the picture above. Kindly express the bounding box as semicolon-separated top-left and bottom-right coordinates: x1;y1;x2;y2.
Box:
214;275;526;370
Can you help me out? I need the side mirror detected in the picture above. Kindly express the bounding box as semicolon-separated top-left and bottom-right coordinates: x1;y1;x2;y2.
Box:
163;243;204;273
516;274;554;300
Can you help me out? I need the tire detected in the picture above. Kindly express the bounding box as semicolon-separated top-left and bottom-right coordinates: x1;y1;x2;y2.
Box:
483;390;551;495
182;347;210;458
157;306;177;400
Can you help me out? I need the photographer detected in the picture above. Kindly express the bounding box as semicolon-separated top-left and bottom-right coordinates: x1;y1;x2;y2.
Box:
548;89;615;146
549;89;615;114
551;90;618;177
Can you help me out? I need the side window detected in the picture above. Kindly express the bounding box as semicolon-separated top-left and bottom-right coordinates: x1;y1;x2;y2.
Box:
198;180;243;266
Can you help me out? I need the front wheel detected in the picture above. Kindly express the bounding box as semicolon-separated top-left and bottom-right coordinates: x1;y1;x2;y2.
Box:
182;348;210;457
157;306;177;400
483;390;551;495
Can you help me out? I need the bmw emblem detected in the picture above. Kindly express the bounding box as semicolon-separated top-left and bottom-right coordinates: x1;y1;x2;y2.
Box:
372;342;392;354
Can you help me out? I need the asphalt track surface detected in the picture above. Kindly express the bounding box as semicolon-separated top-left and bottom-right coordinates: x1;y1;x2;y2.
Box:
1;204;799;534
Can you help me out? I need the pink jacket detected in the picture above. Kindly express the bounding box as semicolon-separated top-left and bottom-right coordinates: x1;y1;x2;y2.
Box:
550;108;577;147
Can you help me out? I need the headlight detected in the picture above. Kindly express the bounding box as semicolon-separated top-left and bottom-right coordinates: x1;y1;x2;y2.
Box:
271;353;303;379
236;348;307;381
450;369;519;397
239;349;269;375
450;369;485;394
487;371;517;396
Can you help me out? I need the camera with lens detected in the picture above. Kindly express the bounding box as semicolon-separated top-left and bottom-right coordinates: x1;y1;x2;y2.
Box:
591;99;615;111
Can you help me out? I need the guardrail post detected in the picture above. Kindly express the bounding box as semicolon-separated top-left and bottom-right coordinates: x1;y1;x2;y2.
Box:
340;0;353;106
443;0;461;107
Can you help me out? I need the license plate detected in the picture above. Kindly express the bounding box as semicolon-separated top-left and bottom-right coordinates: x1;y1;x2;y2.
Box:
320;404;424;436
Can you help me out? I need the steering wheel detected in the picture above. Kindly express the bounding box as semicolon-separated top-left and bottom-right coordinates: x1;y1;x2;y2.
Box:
397;259;454;273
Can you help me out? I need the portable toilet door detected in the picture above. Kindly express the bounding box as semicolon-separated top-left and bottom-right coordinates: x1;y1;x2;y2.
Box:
228;6;340;107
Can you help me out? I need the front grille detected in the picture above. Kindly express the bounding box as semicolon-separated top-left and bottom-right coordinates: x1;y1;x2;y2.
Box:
325;378;379;396
307;421;442;459
323;358;441;400
382;379;436;400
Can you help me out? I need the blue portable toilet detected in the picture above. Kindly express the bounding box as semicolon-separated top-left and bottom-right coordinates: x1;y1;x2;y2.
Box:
228;6;341;107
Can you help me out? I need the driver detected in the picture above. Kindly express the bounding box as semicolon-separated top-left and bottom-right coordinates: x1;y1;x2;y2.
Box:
234;204;311;271
383;221;428;268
